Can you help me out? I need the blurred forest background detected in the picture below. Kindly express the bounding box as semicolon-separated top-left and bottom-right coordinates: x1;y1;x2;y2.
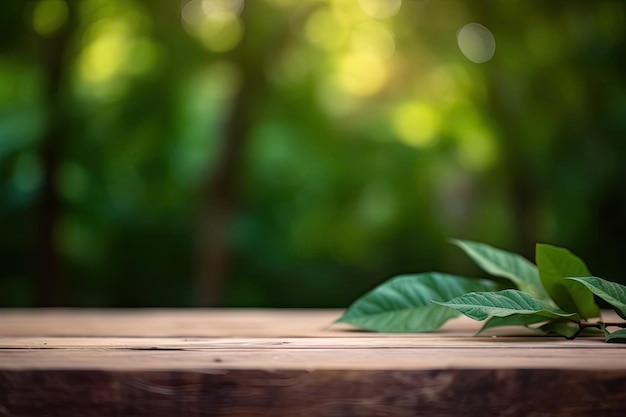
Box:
1;0;626;308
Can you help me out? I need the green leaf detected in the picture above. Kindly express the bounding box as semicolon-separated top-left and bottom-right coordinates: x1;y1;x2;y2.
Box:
578;326;605;337
477;313;550;335
565;277;626;320
534;321;579;338
434;289;579;321
605;327;626;343
336;273;496;332
535;244;600;319
452;239;552;303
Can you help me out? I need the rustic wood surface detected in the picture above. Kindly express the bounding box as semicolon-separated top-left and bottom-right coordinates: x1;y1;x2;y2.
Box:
1;309;625;417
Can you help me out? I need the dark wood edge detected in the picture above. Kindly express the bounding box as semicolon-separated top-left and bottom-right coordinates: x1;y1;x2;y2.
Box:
2;368;625;417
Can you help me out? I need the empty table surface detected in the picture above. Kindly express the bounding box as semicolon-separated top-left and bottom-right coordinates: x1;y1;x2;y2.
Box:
1;309;625;416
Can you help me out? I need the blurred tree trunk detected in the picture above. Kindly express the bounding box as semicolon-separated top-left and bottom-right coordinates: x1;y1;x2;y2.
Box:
194;4;274;306
195;73;259;307
36;2;76;306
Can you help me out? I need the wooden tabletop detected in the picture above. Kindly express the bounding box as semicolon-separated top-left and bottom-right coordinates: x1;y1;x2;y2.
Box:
1;309;625;417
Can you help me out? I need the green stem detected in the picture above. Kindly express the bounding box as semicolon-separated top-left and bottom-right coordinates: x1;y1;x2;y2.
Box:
567;321;626;340
579;321;626;328
602;322;626;328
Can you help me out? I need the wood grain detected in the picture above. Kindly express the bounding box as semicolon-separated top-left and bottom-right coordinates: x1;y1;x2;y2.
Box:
1;309;625;416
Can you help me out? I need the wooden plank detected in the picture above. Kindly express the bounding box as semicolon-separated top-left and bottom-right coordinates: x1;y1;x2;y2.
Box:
1;309;624;371
1;309;625;417
0;309;348;338
2;308;621;337
1;345;625;370
1;336;620;350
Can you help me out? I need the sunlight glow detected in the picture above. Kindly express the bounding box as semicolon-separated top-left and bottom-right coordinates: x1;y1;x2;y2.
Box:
332;52;387;96
330;0;368;25
351;21;395;58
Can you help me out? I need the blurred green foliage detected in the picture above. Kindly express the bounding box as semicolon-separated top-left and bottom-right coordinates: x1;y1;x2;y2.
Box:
1;0;625;307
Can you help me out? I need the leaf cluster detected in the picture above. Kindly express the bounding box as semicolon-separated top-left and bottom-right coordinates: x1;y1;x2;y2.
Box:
336;240;626;342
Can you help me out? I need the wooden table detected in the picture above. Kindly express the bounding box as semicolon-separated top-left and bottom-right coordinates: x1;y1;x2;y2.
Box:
1;309;625;416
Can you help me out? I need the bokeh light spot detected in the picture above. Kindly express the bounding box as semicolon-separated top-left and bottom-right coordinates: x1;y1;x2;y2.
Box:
202;0;244;16
32;0;69;37
75;3;158;103
305;8;349;50
330;0;368;25
79;30;129;82
332;52;387;96
182;0;244;52
358;0;402;19
182;0;205;26
457;23;496;64
392;102;441;147
197;13;243;52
